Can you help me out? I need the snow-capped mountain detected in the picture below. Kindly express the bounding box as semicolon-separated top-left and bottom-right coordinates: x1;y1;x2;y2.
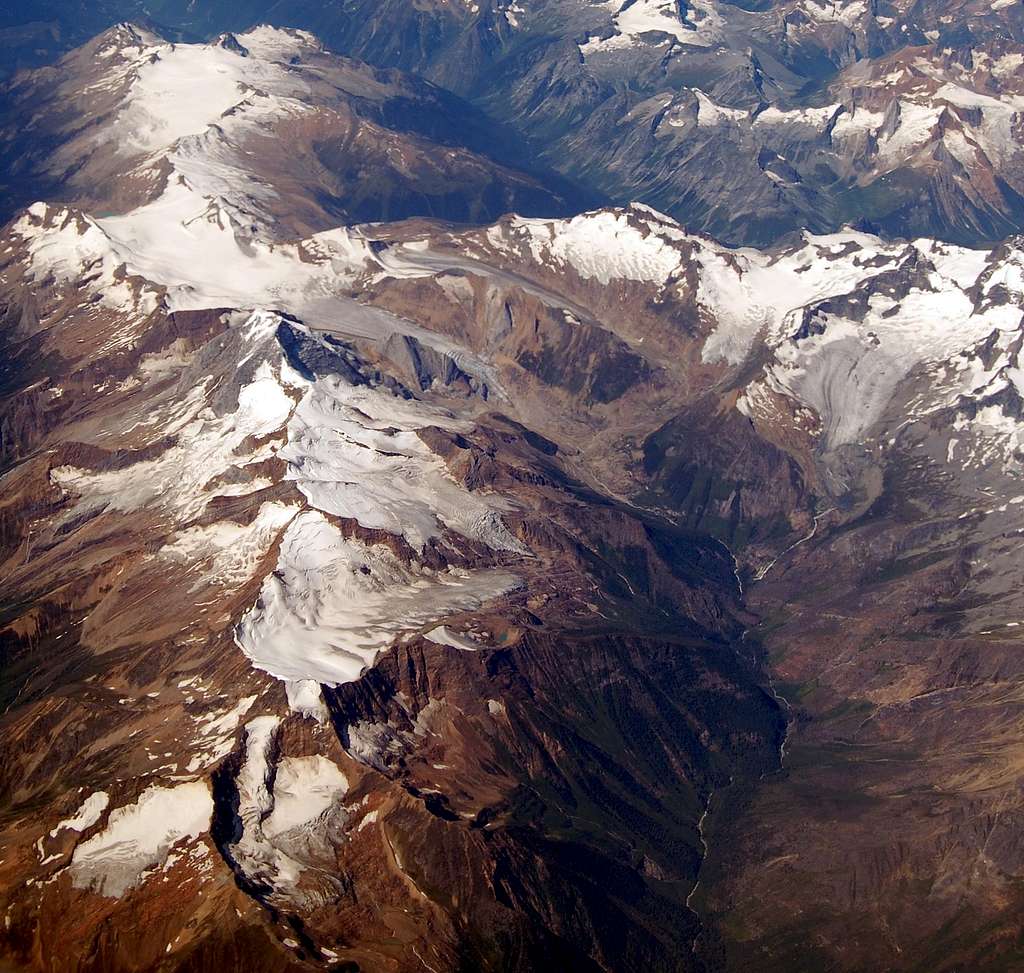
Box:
7;0;1024;245
0;23;588;233
269;0;1024;245
2;14;1024;973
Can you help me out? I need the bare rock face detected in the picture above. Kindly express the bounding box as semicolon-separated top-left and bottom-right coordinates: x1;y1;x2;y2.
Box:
2;15;1024;973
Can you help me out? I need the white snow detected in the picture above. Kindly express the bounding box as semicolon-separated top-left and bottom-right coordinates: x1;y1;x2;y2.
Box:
831;106;886;142
753;104;839;131
357;810;379;831
235;510;520;685
696;230;891;366
424;625;481;651
694;90;747;127
581;0;723;55
991;53;1024;80
737;238;1024;449
263;756;348;838
879;102;944;163
92;180;373;314
227;717;347;897
800;0;869;27
185;694;261;773
26;25;1024;764
827;76;1024;175
224;330;529;691
69;781;213;897
11;205;156;319
161;501;299;589
47;302;528;702
13;34;374;321
236;25;320;60
484;206;1004;427
497;208;684;286
101;44;292;157
280;360;528;552
196;694;258;736
51;353;296;520
285;679;330;724
228;717;282;876
50;792;110;838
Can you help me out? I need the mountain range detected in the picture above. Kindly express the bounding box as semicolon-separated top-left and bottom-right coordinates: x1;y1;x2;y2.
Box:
1;4;1024;972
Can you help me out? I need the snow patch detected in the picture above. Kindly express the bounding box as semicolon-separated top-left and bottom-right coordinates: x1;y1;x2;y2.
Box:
50;792;110;838
69;782;213;897
424;625;480;651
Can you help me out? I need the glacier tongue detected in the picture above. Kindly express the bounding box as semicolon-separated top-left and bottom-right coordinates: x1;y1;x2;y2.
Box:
225;716;349;903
